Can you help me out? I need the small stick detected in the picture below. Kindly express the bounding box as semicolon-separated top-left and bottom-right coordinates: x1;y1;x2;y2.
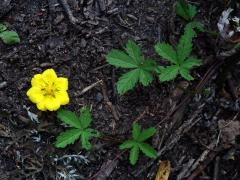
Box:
80;80;103;95
133;107;148;123
187;150;219;180
213;156;220;180
58;0;79;24
101;81;120;124
88;150;126;180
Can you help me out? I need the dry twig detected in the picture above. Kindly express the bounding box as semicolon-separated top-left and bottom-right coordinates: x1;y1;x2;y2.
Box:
58;0;79;24
101;81;120;128
80;80;103;95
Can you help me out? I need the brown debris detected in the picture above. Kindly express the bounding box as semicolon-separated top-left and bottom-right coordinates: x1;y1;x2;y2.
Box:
218;119;240;145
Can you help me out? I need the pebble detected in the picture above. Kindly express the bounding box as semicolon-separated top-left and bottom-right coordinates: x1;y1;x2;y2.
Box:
0;81;7;89
96;92;103;102
40;62;53;68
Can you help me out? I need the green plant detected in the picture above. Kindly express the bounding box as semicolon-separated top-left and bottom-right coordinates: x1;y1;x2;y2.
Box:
106;40;157;95
176;0;197;21
119;123;157;165
175;0;204;32
155;24;201;82
55;107;99;150
0;23;20;45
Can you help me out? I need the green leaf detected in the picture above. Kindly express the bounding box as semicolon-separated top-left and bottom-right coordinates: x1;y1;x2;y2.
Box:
129;144;140;165
55;128;82;148
138;142;157;158
57;109;82;128
176;0;197;21
106;49;138;68
177;24;196;63
189;21;205;32
117;69;140;95
126;40;142;64
132;123;141;140
159;65;179;82
155;43;178;64
140;59;157;71
155;66;164;74
179;67;194;80
0;23;7;32
81;129;93;150
187;4;197;20
182;57;201;69
79;106;92;129
91;129;100;138
119;140;135;149
139;70;153;86
138;127;156;142
0;31;20;45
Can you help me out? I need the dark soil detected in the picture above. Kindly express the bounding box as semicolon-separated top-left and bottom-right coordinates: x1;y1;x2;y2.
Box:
0;0;240;179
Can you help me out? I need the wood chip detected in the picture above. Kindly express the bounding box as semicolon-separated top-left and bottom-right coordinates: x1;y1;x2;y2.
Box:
155;160;171;180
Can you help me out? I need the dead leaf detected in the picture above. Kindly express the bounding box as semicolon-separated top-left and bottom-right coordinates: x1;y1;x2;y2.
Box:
155;160;171;180
218;120;240;145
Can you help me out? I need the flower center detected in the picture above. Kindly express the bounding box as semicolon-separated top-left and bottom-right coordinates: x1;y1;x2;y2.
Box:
42;83;57;97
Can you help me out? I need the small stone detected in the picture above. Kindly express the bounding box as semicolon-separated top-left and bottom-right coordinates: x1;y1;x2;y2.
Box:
80;39;87;48
40;63;53;68
96;92;103;102
0;82;7;89
54;13;64;25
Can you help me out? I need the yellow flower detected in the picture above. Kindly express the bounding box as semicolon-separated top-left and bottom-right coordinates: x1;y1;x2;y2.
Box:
27;69;69;111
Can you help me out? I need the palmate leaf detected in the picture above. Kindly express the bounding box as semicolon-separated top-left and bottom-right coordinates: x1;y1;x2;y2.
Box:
139;70;154;86
79;106;92;129
81;129;99;150
158;65;179;82
154;43;178;64
107;40;157;95
138;59;156;86
106;49;138;68
119;123;157;165
0;31;20;45
117;69;140;95
57;109;82;128
176;24;196;63
188;21;205;32
140;59;157;71
129;144;140;165
182;57;201;69
81;129;93;150
176;0;190;20
132;123;141;140
119;140;135;149
179;67;194;81
187;4;197;20
176;0;197;21
0;24;7;32
126;40;142;64
55;107;99;150
178;56;201;81
55;128;82;148
137;127;156;142
138;142;157;158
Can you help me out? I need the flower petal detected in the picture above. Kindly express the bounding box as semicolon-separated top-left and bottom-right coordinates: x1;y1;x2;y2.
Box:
44;96;61;111
27;87;44;103
55;77;68;91
42;69;57;84
31;74;45;88
55;91;70;105
36;100;47;111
